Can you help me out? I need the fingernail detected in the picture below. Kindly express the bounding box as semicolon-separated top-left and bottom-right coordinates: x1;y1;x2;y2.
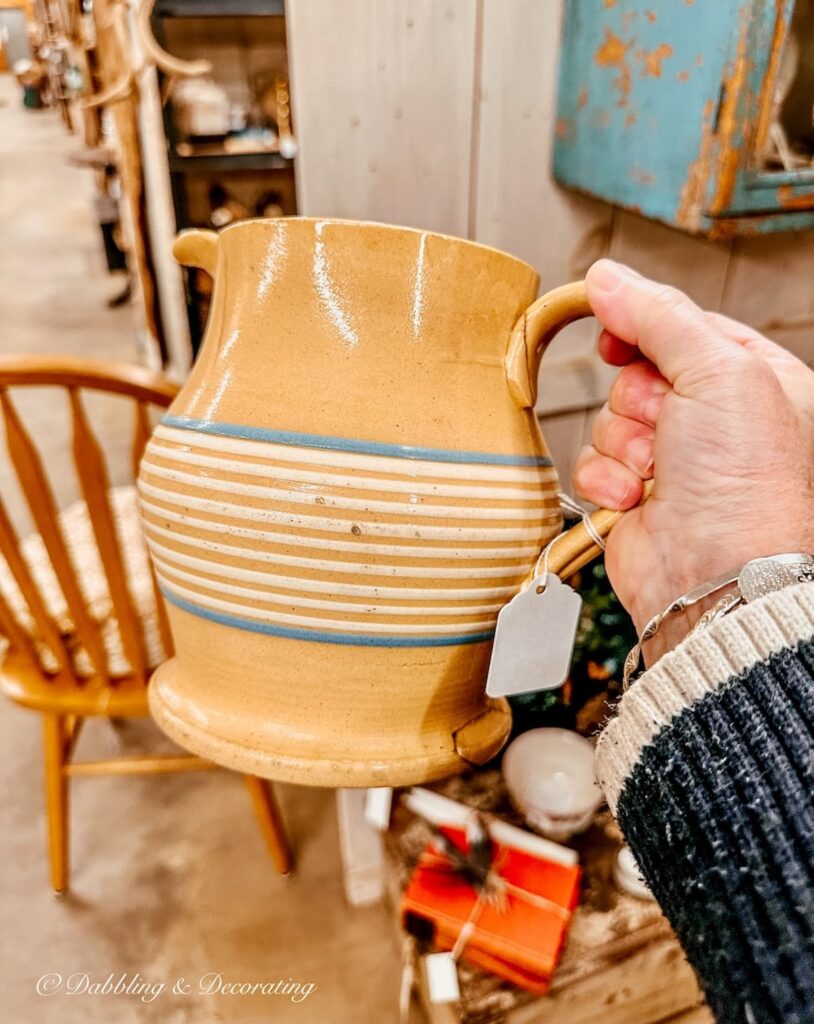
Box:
642;393;666;424
609;476;635;508
628;437;654;476
588;259;641;294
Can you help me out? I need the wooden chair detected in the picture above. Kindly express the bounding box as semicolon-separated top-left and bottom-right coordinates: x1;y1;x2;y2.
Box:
0;355;292;892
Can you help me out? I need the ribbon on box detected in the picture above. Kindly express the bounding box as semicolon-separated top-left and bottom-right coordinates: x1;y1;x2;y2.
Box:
421;843;573;958
400;813;575;1015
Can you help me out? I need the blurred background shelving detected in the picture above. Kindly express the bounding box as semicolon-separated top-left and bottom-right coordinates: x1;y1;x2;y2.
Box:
150;0;297;351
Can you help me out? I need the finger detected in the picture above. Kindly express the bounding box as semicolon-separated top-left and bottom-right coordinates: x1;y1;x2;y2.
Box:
704;310;798;363
573;445;643;510
591;406;654;478
608;358;670;426
705;310;768;347
705;310;813;412
585;259;748;392
597;328;639;366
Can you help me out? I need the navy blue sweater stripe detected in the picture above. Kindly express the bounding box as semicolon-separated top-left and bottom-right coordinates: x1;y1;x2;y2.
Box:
616;638;814;1024
717;664;814;911
754;654;814;861
691;674;812;1011
622;710;771;1020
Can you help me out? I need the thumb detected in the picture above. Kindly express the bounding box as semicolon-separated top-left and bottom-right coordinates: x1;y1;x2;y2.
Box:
585;260;747;395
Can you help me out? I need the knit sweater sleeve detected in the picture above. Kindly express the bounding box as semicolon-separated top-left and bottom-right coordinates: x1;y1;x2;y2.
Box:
594;582;814;1024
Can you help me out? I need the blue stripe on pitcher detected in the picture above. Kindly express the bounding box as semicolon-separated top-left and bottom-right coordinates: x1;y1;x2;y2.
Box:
160;587;496;648
162;414;554;468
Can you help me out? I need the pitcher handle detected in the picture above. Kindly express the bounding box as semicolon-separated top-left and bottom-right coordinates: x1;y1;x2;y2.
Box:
173;229;219;277
505;280;649;579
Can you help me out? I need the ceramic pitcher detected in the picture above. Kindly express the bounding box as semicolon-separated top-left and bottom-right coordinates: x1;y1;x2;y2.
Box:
138;218;620;787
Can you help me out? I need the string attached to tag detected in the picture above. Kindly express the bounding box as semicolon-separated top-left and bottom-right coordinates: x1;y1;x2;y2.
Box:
533;492;606;588
486;493;597;698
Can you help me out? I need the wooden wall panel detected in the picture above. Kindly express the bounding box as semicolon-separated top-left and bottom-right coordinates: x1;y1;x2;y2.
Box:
540;408;588;497
287;0;813;419
287;0;478;237
475;0;615;416
474;0;612;287
607;212;732;312
720;233;814;368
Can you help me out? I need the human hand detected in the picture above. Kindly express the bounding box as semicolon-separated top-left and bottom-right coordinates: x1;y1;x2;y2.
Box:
573;259;814;660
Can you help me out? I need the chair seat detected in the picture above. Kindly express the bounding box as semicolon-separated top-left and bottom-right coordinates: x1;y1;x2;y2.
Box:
0;485;167;714
0;650;151;716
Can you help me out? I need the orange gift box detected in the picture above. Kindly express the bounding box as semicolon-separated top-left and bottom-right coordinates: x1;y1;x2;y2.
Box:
401;825;581;992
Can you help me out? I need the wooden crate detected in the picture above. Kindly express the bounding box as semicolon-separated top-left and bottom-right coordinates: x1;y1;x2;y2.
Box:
384;771;713;1024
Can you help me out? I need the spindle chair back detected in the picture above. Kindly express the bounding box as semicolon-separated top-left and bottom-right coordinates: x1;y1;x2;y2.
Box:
0;356;291;891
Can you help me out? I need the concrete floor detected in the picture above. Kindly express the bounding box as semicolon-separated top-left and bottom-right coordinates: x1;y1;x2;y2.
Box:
0;74;408;1024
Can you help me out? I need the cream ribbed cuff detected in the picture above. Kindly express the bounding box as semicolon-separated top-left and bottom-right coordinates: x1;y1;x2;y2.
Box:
595;582;814;815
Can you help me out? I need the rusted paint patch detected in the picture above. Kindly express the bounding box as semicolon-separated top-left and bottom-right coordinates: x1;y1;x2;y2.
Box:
708;217;763;240
603;0;616;7
676;98;716;231
638;42;674;78
676;70;690;83
555;117;575;141
594;28;633;107
753;5;793;160
578;87;589;109
630;167;655;186
624;111;637;127
776;186;814;211
645;10;657;22
695;53;703;67
709;7;752;216
678;0;752;227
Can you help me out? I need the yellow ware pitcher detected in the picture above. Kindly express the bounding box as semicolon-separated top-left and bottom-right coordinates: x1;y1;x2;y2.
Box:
138;218;622;787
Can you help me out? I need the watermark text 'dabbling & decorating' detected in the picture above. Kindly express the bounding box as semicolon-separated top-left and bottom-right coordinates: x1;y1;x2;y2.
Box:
36;972;317;1004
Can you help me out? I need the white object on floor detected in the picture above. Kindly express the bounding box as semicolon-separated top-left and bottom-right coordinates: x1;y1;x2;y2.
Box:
425;952;460;1004
403;787;577;867
336;789;386;907
613;844;656;901
364;787;394;831
502;728;603;841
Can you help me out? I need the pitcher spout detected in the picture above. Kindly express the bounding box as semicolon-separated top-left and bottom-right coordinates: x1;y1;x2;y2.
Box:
173;229;219;277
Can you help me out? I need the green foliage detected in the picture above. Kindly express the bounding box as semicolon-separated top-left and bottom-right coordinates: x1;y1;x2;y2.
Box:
572;561;637;684
507;561;636;737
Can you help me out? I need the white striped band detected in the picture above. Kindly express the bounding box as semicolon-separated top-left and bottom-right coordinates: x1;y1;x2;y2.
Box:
143;460;553;522
151;427;555;499
152;556;506;620
139;480;554;541
140;417;560;647
139;498;542;560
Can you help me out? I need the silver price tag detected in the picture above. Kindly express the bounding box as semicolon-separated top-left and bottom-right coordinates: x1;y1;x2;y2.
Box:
486;574;582;698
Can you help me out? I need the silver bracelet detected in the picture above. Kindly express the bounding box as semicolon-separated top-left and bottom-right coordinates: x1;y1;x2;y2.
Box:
623;552;814;689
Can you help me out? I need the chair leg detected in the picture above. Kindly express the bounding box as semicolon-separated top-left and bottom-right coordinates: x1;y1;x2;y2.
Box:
43;714;69;893
243;775;292;875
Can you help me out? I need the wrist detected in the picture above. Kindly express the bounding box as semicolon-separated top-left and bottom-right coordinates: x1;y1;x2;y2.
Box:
630;551;814;672
628;531;814;656
639;588;737;665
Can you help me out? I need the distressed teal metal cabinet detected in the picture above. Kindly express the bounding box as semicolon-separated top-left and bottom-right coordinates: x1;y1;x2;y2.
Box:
553;0;814;237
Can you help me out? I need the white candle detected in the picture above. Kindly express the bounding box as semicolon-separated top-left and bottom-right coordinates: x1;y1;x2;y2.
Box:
502;728;603;841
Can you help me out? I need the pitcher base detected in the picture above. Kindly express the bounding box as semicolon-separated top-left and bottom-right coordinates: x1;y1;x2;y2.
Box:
148;658;512;788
